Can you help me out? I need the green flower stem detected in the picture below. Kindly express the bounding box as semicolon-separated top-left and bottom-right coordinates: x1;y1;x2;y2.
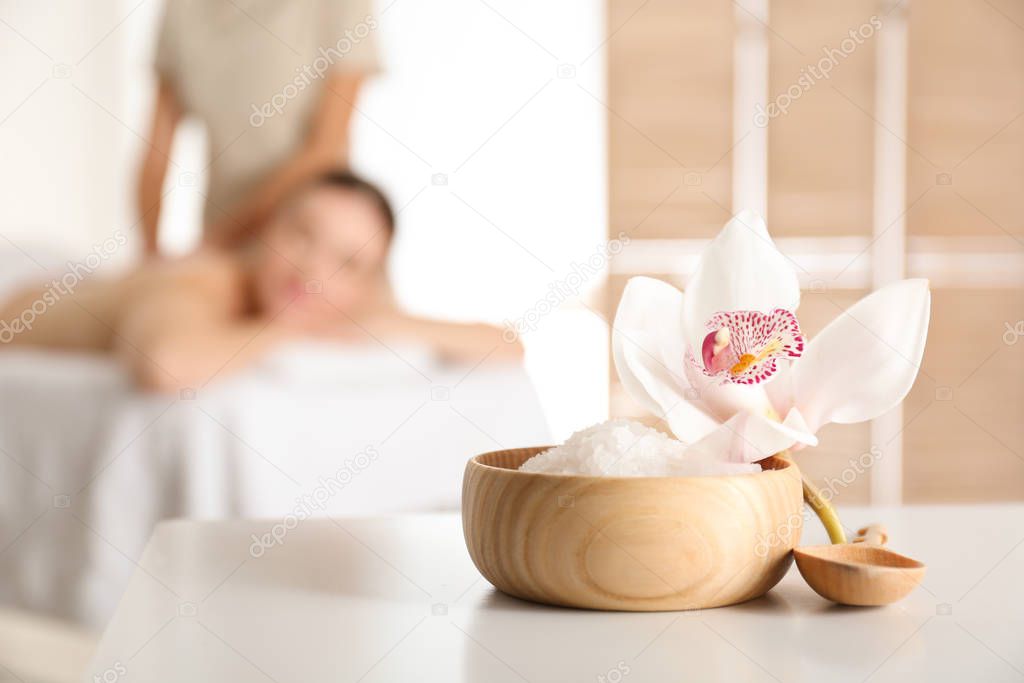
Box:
777;451;847;544
800;473;847;544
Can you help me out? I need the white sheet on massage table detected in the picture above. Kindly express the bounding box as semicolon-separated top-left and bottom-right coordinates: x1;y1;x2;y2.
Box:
0;340;551;629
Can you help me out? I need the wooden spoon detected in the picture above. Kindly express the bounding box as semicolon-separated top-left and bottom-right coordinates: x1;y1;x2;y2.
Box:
793;524;926;606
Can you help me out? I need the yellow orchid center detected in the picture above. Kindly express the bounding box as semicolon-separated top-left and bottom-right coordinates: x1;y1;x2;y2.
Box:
729;338;783;376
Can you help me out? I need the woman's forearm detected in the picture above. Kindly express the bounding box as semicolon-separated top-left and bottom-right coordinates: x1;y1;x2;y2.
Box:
370;314;524;363
138;79;181;256
126;322;292;393
139;161;169;256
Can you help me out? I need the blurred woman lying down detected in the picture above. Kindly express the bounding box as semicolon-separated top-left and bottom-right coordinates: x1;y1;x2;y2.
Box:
0;172;522;392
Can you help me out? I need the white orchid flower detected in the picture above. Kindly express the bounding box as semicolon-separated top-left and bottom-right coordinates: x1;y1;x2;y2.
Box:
612;210;930;539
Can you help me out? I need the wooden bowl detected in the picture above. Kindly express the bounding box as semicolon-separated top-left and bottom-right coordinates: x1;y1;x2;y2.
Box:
462;447;803;611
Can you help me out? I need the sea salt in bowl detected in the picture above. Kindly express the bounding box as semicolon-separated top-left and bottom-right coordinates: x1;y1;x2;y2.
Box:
462;445;803;611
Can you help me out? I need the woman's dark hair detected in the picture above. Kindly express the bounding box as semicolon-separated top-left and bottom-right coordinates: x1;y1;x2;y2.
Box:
310;169;396;235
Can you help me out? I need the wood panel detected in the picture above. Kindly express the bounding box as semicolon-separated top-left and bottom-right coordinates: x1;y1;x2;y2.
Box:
607;0;734;239
906;0;1024;238
767;0;878;236
903;289;1024;501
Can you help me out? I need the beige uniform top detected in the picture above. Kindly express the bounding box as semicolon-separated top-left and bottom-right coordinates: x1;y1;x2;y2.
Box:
155;0;382;225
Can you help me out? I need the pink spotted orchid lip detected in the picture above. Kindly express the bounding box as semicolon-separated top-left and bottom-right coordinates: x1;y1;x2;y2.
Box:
698;308;805;385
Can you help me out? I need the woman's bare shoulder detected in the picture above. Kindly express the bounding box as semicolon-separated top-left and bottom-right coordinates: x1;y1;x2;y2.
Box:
129;248;249;311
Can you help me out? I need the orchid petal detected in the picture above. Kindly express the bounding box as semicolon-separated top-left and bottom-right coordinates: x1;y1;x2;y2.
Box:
764;359;795;418
681;407;818;464
683;356;775;423
612;277;719;441
683;210;801;353
792;279;931;432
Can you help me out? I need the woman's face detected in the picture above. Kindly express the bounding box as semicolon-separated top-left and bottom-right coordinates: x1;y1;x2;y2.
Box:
253;185;390;327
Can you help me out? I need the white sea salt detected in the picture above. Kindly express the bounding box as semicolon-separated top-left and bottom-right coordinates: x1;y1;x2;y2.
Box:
519;419;761;477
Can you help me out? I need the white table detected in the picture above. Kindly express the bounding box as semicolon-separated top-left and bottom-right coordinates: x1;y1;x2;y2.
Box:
86;506;1024;682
